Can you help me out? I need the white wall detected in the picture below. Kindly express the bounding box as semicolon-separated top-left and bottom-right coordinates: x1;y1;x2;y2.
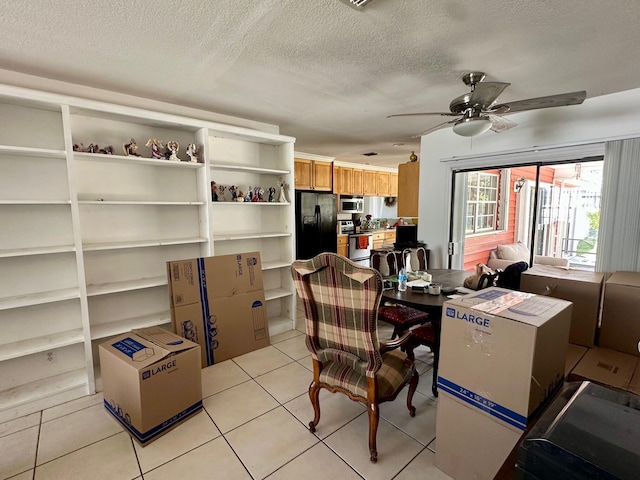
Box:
419;88;640;268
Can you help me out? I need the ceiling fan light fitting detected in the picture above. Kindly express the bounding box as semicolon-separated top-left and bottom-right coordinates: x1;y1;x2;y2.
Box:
452;117;492;137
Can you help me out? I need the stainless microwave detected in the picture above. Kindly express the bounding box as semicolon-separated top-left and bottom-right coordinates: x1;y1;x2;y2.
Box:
340;196;364;214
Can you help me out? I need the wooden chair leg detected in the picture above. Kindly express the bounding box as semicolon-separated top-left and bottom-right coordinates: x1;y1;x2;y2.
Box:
432;348;440;397
367;402;380;463
308;380;321;432
406;369;418;417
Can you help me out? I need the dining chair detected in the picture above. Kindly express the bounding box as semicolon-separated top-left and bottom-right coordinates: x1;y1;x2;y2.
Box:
291;253;419;463
370;250;398;277
408;322;439;397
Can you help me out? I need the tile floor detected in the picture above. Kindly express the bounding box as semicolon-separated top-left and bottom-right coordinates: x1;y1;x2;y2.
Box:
0;308;452;480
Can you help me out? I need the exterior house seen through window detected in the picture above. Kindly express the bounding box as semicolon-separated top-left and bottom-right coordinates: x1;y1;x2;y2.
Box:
466;172;499;234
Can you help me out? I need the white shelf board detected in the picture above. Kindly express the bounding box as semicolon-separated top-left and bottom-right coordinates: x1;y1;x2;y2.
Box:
82;237;208;251
0;145;66;158
87;276;167;296
211;201;290;206
0;368;88;411
90;312;172;340
0;287;81;311
264;288;293;301
0;200;71;205
210;163;290;175
0;329;85;362
0;245;76;258
73;152;203;169
79;200;204;206
268;315;296;337
262;260;292;270
213;232;291;242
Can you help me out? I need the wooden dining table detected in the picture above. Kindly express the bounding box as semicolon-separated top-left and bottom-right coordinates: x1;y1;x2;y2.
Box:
381;268;470;396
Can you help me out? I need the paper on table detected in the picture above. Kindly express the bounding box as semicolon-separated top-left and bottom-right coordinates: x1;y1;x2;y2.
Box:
407;279;430;287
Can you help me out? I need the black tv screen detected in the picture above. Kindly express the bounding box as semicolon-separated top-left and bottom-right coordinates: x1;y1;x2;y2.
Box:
396;225;417;245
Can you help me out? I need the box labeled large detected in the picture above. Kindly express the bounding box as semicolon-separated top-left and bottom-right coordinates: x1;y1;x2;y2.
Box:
167;252;270;367
435;392;522;480
520;265;604;346
438;288;572;429
99;327;202;446
598;271;640;356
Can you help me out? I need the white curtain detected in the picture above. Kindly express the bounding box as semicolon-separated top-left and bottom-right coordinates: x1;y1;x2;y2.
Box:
596;138;640;272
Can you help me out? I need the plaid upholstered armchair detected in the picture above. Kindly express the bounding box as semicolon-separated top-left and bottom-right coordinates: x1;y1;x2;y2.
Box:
291;253;419;463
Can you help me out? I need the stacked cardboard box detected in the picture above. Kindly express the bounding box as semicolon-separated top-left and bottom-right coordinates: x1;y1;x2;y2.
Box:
565;343;589;378
435;288;572;480
99;327;202;446
598;271;640;356
569;346;640;394
167;252;270;367
520;265;604;347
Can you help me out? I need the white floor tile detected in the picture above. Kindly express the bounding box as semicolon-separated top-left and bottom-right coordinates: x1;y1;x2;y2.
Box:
6;470;33;480
201;359;252;398
394;448;453;480
203;380;279;434
0;412;39;438
267;442;361;480
380;391;438;446
41;392;103;423
37;404;123;465
34;432;139;480
133;410;221;473
0;425;38;479
297;354;313;372
254;362;311;404
284;390;365;440
272;334;309;360
232;346;293;377
416;368;437;398
270;329;303;345
225;406;318;480
144;437;251;480
324;413;423;480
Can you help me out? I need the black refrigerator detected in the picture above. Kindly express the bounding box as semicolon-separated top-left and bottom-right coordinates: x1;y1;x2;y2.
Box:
295;191;338;260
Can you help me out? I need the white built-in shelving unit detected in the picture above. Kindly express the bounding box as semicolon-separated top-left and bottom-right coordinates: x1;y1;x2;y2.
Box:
0;84;296;422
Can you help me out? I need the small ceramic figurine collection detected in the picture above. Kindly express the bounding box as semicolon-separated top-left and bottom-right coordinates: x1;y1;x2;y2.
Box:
73;137;200;163
211;177;289;203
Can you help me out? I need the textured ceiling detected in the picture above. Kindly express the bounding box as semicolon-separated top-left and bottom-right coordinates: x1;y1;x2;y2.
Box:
1;0;640;167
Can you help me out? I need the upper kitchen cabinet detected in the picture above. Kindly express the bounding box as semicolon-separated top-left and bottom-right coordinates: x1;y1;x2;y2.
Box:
294;157;332;191
397;161;419;217
352;168;364;195
376;171;390;197
363;170;377;196
389;173;398;197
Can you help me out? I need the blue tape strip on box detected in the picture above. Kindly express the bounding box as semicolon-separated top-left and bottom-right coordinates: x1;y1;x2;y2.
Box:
437;376;527;431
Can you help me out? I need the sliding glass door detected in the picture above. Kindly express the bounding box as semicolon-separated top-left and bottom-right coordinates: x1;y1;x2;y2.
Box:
450;159;603;271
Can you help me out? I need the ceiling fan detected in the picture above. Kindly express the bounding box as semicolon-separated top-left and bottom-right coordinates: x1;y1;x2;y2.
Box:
387;72;586;137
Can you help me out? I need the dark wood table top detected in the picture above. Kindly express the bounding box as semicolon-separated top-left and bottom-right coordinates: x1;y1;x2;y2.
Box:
381;269;469;312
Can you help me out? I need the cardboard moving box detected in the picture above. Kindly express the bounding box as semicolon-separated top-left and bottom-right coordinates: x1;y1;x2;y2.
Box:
435;288;572;480
565;343;589;379
569;346;638;391
598;271;640;356
167;252;270;367
520;266;604;347
99;327;202;446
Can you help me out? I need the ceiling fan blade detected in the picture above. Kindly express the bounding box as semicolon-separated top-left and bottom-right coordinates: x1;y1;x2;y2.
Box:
412;118;459;137
487;114;517;133
469;82;510;110
387;112;459;118
492;91;587;114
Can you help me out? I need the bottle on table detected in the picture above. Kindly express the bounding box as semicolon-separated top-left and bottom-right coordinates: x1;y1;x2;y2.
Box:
398;268;407;292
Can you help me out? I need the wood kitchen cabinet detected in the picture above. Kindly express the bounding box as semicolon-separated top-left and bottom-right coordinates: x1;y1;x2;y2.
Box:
295;158;332;191
384;230;396;245
376;171;390;197
337;235;348;258
372;232;386;250
397;161;419;217
334;166;353;195
389;173;398;197
352;168;364;195
363;170;377;196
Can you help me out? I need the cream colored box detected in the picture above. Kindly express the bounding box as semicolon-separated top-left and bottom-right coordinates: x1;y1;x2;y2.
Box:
599;271;640;356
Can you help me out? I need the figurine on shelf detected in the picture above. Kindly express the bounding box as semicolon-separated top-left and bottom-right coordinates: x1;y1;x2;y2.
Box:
277;178;289;203
218;185;227;202
99;145;114;155
146;138;164;159
229;185;238;201
165;141;180;161
258;188;266;202
211;181;218;202
252;187;260;203
245;188;252;203
267;186;276;202
123;138;142;157
186;143;199;163
237;190;245;202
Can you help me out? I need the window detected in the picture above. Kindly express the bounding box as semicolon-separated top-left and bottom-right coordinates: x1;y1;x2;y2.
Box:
465;172;498;234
